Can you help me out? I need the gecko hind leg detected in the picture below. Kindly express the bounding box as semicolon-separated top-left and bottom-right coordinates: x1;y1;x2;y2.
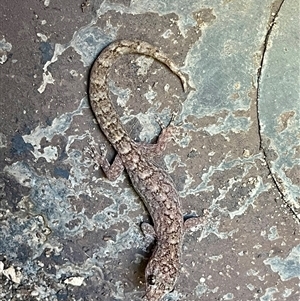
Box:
184;209;210;232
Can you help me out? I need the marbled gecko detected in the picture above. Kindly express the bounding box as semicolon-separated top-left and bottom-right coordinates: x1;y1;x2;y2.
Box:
89;40;208;301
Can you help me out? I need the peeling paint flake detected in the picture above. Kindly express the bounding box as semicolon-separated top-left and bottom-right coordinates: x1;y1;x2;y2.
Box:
260;287;279;301
37;33;48;42
227;176;271;219
264;244;300;281
43;0;50;7
22;97;89;162
108;80;131;108
2;266;23;284
0;132;8;148
70;26;116;67
0;37;12;64
37;23;117;93
267;226;280;241
37;70;55;94
144;85;157;104
64;276;85;286
203;113;251;136
135;56;155;76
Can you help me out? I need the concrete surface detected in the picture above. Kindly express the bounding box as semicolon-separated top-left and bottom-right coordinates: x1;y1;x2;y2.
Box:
0;0;299;300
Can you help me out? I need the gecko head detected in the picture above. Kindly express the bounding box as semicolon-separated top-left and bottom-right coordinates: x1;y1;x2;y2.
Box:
142;253;178;301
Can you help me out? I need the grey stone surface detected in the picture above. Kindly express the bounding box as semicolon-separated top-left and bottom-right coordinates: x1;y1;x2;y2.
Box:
0;0;299;300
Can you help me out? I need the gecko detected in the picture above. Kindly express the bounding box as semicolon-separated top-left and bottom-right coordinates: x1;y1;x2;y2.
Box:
88;40;208;301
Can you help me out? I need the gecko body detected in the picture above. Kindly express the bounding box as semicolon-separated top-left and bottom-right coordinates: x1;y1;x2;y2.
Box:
89;40;206;301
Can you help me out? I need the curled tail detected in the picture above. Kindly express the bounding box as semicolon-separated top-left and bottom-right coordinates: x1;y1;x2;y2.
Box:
89;39;187;145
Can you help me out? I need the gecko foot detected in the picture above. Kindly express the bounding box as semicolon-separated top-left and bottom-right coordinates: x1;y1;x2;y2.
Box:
155;111;176;128
84;142;107;170
152;113;179;152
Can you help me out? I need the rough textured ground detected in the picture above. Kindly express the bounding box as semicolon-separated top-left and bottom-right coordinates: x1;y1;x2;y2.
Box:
0;1;299;300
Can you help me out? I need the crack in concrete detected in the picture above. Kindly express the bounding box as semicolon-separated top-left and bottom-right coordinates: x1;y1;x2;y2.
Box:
255;0;299;221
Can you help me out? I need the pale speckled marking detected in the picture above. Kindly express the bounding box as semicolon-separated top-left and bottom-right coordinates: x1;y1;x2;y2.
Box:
89;40;208;301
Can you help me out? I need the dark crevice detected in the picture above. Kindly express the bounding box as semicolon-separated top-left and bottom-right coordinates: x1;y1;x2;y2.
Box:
256;0;286;149
255;0;298;220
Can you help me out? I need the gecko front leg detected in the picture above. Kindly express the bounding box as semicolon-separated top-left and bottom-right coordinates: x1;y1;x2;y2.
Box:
87;144;124;181
138;116;178;158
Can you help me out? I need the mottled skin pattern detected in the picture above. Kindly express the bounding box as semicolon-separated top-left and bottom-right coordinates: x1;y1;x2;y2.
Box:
89;40;207;301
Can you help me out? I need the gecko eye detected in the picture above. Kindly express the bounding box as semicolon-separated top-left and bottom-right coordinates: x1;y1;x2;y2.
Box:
147;274;156;285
